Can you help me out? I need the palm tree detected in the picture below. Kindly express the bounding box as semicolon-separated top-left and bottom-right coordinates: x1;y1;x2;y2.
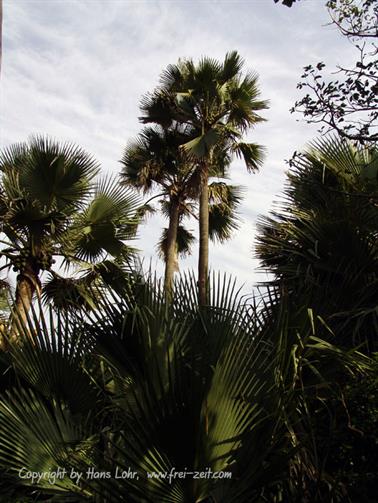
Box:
121;125;196;297
121;125;243;298
140;51;268;305
256;136;378;352
0;135;140;342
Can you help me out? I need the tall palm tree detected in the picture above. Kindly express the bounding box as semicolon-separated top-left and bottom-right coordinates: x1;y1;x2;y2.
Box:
121;125;243;298
121;126;196;297
140;51;268;305
256;136;378;351
0;135;139;342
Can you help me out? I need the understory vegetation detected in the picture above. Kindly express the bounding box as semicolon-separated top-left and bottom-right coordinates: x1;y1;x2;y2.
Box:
0;1;377;501
0;269;376;502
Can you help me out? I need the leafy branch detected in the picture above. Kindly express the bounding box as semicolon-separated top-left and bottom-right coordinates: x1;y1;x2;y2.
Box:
292;0;378;143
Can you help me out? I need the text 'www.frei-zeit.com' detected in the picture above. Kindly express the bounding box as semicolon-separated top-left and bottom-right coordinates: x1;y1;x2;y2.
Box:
18;467;232;485
146;468;232;484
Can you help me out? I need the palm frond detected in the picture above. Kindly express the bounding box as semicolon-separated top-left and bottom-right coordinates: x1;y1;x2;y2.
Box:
157;225;196;260
42;273;99;311
0;388;87;495
5;135;99;212
221;51;245;82
208;183;244;243
232;141;266;172
256;136;378;352
65;176;140;262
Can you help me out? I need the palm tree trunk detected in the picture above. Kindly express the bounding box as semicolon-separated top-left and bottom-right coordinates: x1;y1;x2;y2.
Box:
198;163;209;306
1;263;40;350
12;263;40;335
164;199;180;299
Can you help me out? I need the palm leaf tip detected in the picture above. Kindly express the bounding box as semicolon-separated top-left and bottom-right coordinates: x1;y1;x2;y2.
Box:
234;142;266;172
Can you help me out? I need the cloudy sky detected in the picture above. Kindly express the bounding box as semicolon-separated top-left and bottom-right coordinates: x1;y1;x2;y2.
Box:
1;0;355;291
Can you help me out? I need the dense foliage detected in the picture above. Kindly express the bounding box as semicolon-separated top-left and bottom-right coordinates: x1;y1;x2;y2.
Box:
0;272;373;502
257;137;378;353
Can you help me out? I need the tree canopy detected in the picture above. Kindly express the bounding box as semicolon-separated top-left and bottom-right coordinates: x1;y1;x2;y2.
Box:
292;0;378;143
0;135;140;340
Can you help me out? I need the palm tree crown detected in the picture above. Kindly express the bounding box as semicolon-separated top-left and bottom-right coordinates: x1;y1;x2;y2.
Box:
0;135;140;338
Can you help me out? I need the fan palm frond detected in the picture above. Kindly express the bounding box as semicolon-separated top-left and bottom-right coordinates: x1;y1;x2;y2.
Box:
256;136;378;352
208;183;244;243
157;225;196;260
65;176;140;263
1;135;99;213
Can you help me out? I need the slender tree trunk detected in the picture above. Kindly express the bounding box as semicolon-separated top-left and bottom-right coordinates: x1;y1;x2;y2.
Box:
198;163;209;306
12;263;40;337
164;198;180;300
1;263;40;350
